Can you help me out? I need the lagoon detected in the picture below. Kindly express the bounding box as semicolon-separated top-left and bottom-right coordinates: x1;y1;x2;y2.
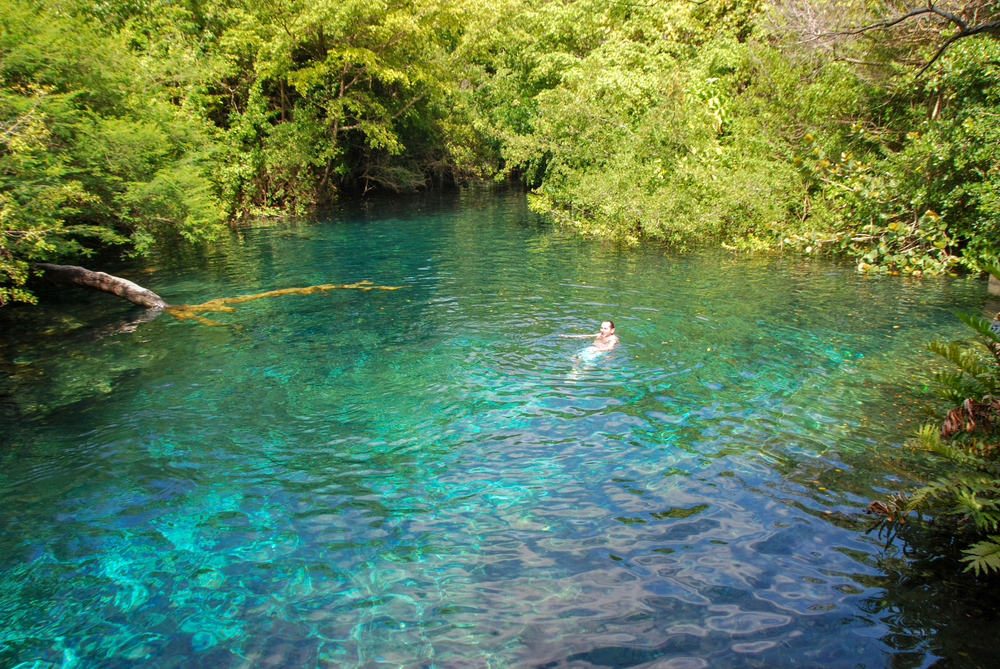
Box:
1;190;997;668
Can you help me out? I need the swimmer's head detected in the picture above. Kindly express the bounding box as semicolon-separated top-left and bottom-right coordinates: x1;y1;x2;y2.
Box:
600;320;615;336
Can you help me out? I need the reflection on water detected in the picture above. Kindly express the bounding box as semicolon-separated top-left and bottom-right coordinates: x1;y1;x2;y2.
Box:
1;190;998;668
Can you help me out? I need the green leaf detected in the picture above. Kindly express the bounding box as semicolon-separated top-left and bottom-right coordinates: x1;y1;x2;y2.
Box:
961;536;1000;576
979;264;1000;281
956;312;1000;347
926;340;993;386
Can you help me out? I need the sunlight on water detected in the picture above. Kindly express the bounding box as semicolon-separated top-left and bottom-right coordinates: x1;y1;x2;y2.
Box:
1;190;998;668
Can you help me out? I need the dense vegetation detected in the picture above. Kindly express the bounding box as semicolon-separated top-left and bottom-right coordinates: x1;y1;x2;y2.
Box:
2;0;999;305
872;265;1000;575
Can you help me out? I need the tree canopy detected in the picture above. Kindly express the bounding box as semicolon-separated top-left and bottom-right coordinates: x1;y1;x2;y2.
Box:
3;0;1000;303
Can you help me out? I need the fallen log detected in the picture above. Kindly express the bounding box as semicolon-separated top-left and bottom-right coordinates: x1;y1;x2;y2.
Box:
31;264;408;324
33;263;169;309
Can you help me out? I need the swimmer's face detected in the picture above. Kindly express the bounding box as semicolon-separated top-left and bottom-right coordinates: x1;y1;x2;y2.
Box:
600;321;614;337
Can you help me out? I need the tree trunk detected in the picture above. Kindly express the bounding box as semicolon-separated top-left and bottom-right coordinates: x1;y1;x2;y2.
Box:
33;263;169;310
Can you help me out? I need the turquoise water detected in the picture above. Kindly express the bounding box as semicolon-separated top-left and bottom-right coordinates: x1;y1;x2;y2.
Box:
2;190;999;668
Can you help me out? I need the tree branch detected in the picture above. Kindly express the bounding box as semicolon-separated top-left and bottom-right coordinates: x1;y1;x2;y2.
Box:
816;2;1000;75
33;263;169;309
917;18;1000;75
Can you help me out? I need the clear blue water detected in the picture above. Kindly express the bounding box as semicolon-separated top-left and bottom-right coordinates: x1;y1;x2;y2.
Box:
2;190;999;668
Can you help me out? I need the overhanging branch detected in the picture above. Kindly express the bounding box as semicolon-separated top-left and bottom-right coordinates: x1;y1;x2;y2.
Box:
34;263;170;309
815;2;1000;76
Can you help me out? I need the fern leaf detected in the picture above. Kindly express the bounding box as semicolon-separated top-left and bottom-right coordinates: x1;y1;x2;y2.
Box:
927;373;981;404
927;340;992;380
956;312;1000;348
910;422;942;450
929;370;984;398
906;478;953;509
961;536;1000;576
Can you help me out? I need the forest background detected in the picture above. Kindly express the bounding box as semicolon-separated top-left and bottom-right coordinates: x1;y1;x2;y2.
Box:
3;0;1000;305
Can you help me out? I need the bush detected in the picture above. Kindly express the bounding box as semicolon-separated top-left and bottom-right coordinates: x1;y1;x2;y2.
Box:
888;265;1000;575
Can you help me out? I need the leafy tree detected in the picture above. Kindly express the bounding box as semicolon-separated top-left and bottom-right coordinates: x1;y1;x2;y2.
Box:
460;0;1000;273
462;0;820;249
207;0;491;215
780;37;1000;275
757;0;1000;273
0;0;225;304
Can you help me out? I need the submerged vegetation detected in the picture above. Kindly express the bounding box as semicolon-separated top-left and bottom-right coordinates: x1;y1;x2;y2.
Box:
3;0;1000;304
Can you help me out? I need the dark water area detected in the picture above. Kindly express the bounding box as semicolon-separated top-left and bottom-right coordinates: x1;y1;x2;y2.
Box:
1;189;998;668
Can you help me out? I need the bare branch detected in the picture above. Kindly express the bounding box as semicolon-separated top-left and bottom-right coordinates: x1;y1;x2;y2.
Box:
834;6;969;37
800;0;1000;75
916;17;1000;74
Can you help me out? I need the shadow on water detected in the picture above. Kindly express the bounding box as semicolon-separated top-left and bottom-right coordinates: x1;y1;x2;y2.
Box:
550;490;1000;669
850;522;1000;669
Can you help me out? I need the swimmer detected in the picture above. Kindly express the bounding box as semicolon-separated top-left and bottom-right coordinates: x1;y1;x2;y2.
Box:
560;320;619;351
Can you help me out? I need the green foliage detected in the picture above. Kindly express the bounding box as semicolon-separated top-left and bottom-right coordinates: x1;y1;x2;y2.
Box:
455;0;1000;272
961;536;1000;576
925;339;999;404
906;432;1000;528
790;50;1000;273
754;29;1000;274
957;311;1000;346
5;0;1000;306
0;0;225;304
0;84;125;305
901;270;1000;575
463;0;821;249
208;0;487;214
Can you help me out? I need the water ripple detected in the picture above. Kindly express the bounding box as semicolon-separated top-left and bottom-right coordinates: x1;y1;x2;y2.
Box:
0;193;996;668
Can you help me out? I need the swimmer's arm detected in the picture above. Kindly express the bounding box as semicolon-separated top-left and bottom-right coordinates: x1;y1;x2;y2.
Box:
559;333;598;338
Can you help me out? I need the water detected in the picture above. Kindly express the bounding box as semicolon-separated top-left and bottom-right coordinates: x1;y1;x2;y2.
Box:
1;190;998;668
